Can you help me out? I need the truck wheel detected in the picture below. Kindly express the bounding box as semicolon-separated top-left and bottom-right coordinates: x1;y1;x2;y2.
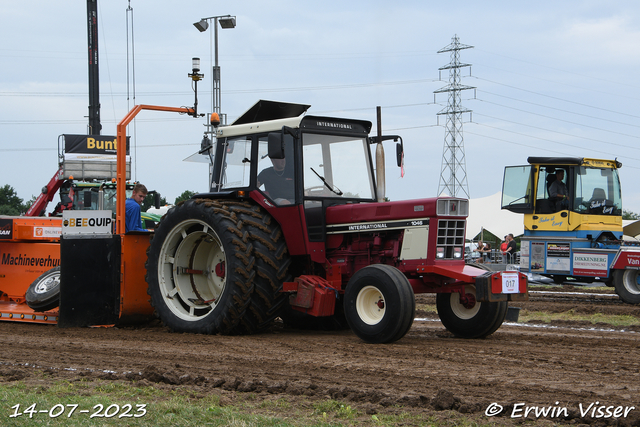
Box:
436;284;508;338
146;199;254;334
25;266;61;312
231;203;291;334
613;269;640;304
344;264;415;344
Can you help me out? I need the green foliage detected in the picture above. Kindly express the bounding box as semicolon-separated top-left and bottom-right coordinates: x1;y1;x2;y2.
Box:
175;190;198;205
622;209;640;220
141;193;167;212
0;184;26;215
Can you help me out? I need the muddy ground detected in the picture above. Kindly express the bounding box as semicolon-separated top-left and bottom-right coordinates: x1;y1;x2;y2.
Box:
0;285;639;426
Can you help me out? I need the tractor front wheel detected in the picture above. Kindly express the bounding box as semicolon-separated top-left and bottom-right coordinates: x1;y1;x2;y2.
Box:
613;269;640;304
344;264;415;344
436;284;508;338
146;199;254;334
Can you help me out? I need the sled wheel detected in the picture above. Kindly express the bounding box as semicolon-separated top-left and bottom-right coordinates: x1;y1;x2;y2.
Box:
344;264;415;344
230;202;291;334
613;269;640;304
25;266;61;312
146;199;254;334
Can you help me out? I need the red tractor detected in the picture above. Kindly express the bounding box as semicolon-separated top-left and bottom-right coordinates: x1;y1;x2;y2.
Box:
145;100;527;343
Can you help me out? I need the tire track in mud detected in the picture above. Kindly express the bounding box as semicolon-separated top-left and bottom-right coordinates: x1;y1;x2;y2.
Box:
0;285;639;425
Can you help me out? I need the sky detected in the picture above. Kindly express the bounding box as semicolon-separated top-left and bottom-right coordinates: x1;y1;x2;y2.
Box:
2;1;640;219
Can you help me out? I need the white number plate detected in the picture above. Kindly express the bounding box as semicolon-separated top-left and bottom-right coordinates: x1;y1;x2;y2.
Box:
501;272;519;294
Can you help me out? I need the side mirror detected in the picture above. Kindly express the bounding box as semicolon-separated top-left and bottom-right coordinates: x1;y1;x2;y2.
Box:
396;142;404;167
268;131;285;159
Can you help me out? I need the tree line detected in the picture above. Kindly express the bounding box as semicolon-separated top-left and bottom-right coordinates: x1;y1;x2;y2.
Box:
0;184;198;216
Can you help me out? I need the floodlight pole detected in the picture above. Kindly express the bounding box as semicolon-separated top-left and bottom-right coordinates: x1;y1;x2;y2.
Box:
193;15;236;130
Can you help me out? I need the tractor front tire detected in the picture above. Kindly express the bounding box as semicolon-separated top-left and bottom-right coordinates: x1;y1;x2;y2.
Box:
436;284;508;338
25;266;61;312
344;264;415;344
613;269;640;304
146;199;254;334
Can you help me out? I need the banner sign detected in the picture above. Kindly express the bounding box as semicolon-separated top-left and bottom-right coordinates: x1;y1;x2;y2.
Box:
0;218;12;240
62;210;113;236
547;242;570;272
573;252;608;276
63;134;130;162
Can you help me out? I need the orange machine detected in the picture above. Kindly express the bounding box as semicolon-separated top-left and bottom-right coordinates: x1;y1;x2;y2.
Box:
56;104;195;328
0;216;61;324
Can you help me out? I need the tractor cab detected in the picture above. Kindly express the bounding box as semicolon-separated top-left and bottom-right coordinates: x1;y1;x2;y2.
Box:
200;100;403;254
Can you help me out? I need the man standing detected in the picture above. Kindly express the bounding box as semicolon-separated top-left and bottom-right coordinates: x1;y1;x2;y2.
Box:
504;233;517;263
125;183;148;233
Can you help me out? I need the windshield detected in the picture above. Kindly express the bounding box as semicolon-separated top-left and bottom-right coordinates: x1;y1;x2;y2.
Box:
574;166;622;215
302;133;374;200
219;137;252;190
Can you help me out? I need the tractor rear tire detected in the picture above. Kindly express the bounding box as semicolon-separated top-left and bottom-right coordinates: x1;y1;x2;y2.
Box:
25;266;61;312
230;203;291;334
344;264;415;344
436;262;508;339
145;199;254;334
613;269;640;304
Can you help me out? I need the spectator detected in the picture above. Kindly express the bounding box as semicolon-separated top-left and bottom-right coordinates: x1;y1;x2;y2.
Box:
482;242;492;263
504;233;517;263
500;236;508;256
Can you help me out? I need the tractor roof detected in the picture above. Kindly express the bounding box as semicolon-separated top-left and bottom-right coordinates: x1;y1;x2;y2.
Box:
217;100;310;138
232;100;310;125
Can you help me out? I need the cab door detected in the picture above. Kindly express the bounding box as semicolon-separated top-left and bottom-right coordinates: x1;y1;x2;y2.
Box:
502;165;534;214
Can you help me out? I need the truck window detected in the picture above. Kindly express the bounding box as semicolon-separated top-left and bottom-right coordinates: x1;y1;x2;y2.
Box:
501;165;533;213
574;167;622;215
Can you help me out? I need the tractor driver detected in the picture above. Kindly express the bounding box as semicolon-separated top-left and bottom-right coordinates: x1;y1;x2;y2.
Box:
257;157;294;205
125;183;150;233
549;169;569;211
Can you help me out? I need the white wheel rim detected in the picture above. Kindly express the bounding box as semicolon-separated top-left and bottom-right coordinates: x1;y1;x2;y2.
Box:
157;219;227;322
450;285;480;320
35;272;60;294
622;270;640;295
356;285;385;325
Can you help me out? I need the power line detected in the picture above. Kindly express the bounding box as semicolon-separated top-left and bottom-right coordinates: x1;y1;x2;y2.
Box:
474;99;640;141
474;77;640;119
478;90;640;130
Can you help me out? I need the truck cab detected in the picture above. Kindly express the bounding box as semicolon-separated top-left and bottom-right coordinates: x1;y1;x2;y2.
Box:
501;157;640;303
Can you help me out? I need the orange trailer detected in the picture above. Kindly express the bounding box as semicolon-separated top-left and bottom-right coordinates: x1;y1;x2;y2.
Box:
0;216;61;324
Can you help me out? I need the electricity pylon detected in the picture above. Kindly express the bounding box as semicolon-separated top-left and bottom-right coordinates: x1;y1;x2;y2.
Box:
435;35;475;198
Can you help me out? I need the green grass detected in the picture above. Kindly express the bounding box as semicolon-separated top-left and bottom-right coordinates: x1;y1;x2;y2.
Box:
518;309;640;327
0;379;502;427
417;301;639;328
